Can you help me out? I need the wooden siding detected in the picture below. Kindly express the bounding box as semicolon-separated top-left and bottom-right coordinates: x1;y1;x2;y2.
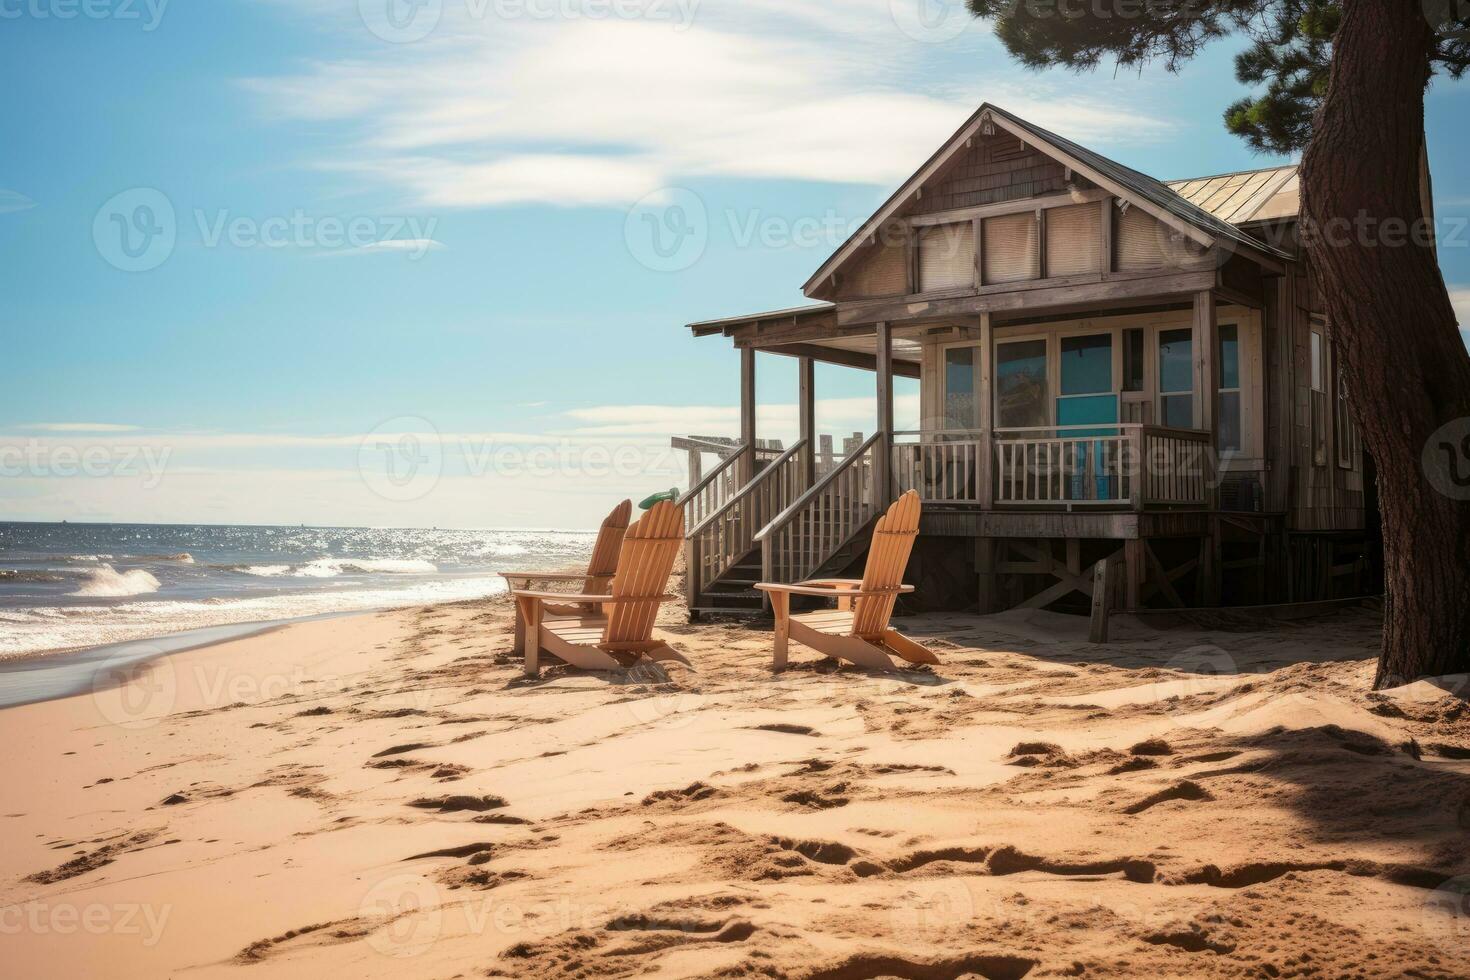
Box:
1276;261;1365;532
912;133;1075;215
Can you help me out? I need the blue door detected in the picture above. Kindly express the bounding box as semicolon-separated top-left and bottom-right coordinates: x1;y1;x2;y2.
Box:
1057;334;1118;499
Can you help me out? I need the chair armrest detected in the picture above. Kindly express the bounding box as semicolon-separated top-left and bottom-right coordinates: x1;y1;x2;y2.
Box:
511;590;677;603
498;571;588;582
799;578;865;591
754;582;913;599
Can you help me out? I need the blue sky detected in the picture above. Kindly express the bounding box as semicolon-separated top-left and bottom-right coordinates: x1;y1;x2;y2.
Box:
2;0;1467;529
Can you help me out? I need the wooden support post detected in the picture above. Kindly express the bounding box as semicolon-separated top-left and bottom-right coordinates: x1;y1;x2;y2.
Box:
1089;558;1113;643
976;537;997;614
798;355;815;488
1199;517;1222;606
739;347;757;484
875;320;894;505
1124;538;1145;611
686;448;702;495
976;311;994;508
1193;289;1218;458
972;216;985;290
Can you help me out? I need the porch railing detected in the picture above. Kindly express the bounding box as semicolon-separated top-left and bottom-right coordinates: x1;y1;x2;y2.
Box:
686;440;809;603
757;432;882;587
1139;426;1214;507
892;430;986;504
993;424;1212;509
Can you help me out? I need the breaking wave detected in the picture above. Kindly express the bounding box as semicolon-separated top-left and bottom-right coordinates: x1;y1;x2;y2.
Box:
70;565;163;598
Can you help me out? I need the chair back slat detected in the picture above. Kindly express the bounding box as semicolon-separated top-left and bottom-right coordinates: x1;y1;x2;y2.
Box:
852;491;921;637
603;500;684;647
584;499;632;595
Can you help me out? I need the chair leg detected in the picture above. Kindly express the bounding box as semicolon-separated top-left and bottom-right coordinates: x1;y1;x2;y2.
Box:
772;592;790;672
516;597;541;678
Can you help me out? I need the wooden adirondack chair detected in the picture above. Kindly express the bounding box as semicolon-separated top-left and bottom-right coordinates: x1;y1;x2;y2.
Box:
499;499;632;654
512;500;690;677
755;490;938;672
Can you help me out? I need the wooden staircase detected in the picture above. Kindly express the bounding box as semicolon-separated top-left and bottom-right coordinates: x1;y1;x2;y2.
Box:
684;434;885;619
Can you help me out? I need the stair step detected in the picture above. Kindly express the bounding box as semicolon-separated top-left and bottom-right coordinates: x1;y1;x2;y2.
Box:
689;606;765;619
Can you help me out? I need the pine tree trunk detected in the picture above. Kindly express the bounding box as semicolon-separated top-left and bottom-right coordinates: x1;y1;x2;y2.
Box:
1301;0;1470;687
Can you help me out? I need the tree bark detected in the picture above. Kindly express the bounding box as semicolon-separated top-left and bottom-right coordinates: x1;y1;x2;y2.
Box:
1302;0;1470;687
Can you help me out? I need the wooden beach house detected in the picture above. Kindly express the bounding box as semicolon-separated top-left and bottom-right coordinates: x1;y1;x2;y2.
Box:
683;103;1378;619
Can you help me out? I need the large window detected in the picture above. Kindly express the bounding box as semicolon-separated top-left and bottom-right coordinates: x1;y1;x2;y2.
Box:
1057;333;1116;429
1158;328;1194;428
1217;323;1241;452
943;345;978;429
1310;321;1328;465
995;339;1048;428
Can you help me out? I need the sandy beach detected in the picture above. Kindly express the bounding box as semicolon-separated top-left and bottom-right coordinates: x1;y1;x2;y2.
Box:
3;593;1468;978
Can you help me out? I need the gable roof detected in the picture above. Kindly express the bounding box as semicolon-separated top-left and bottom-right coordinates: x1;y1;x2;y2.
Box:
803;103;1291;298
1166;165;1299;225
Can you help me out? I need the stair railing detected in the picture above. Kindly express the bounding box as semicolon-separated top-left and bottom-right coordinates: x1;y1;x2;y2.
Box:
685;440;809;607
681;444;746;530
756;432;883;591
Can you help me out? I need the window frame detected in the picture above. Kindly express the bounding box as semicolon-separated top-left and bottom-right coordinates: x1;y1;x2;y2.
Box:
1156;326;1195;430
1216;321;1242;454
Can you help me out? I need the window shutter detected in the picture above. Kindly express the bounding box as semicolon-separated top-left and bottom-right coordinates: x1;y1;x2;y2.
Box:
1116;204;1204;271
848;228;909;297
917;222;974;292
1043;202;1102;277
982;211;1039;284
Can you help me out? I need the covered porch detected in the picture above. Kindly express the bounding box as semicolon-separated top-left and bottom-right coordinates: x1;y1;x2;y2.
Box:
682;280;1262;616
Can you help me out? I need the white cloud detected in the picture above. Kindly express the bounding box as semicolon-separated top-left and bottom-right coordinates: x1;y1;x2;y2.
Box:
560;394;920;436
317;237;446;258
22;422;140;433
0;189;36;215
246;4;1178;209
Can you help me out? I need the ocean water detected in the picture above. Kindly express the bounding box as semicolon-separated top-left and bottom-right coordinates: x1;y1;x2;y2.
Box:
0;522;597;659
